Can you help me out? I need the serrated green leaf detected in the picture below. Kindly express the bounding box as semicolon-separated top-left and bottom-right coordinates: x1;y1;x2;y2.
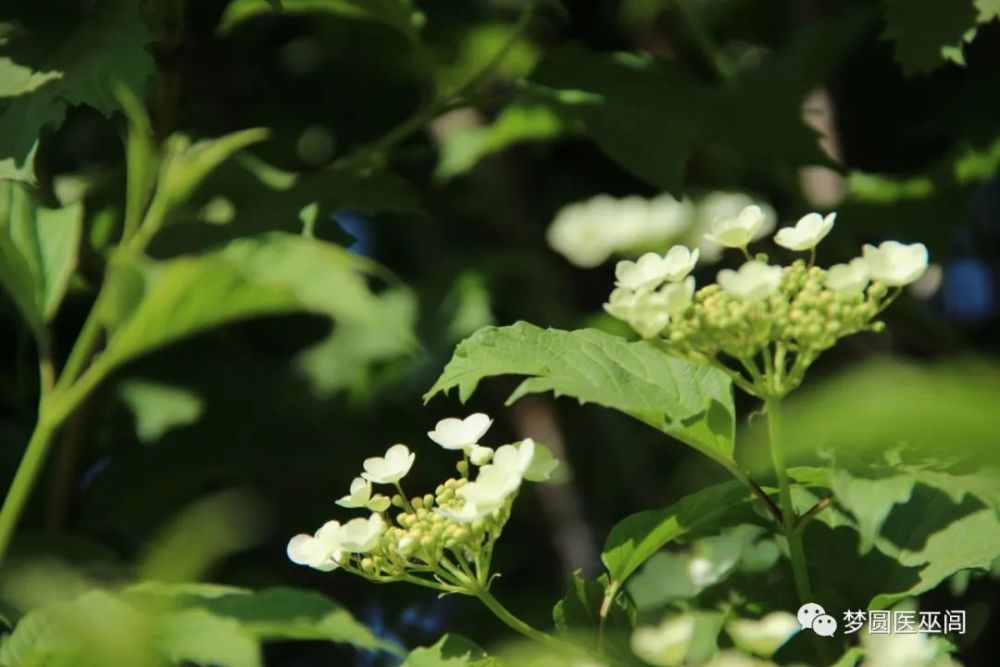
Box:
829;469;916;554
0;0;153;182
872;501;1000;608
882;0;977;75
522;44;826;192
425;323;735;465
158;609;261;667
601;481;759;596
0;183;82;335
218;0;421;42
401;633;495;667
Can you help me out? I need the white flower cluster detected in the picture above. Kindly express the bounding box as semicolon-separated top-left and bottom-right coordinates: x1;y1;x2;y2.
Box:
287;413;558;593
547;193;776;268
603;205;929;396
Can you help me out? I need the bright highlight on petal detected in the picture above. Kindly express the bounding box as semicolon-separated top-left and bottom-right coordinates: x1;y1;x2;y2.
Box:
717;260;782;301
336;477;372;509
825;257;870;295
774;212;836;251
862;241;929;286
427;413;493;450
286;520;342;571
704;204;766;248
361;444;415;484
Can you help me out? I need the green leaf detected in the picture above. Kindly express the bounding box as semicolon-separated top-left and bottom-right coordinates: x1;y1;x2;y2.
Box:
158;609;261;667
882;0;977;75
522;44;826;192
828;469;916;554
871;496;1000;608
601;481;759;595
435;104;570;180
94;233;408;375
218;0;421;42
0;183;82;335
742;360;1000;471
552;572;636;665
118;379;204;443
400;634;495;667
0;0;153;182
425;323;735;465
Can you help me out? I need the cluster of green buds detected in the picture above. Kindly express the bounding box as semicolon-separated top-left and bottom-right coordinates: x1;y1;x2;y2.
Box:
287;413;559;595
605;206;929;397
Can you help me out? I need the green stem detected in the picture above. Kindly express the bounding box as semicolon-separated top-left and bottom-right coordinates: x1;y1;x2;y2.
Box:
765;396;813;603
475;586;579;656
54;306;103;393
0;416;58;560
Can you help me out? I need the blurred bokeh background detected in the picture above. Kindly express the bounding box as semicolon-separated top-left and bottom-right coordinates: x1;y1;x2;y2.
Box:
1;0;1000;664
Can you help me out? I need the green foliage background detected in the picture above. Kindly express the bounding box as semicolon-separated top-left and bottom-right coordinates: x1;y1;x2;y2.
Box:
1;0;1000;665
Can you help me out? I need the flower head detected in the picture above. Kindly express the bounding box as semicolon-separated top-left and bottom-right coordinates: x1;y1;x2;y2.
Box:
631;616;696;667
287;520;343;571
704;205;766;249
774;212;836;251
717;260;783;301
726;612;800;658
604;277;695;338
336;514;385;553
862;241;929;286
428;413;493;451
614;246;698;292
361;444;415;484
825;257;869;295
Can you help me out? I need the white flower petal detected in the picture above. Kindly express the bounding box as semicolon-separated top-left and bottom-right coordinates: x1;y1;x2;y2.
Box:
336;477;372;509
361;444;415;484
774;212;836;251
862;241;929;286
427;413;493;450
717;260;783;301
825;257;869;295
705;205;766;248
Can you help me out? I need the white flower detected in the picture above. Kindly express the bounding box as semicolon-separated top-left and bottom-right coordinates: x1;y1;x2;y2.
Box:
458;465;520;515
491;438;560;482
361;444;415;484
717;261;783;301
774;212;836;251
336;514;385;553
287;520;343;571
546;194;694;267
631;616;695;667
335;477;390;512
726;612;800;658
428;413;493;451
826;257;870;295
695;194;776;262
604;277;695;339
862;241;929;286
704;205;766;249
469;445;494;466
614;246;698;291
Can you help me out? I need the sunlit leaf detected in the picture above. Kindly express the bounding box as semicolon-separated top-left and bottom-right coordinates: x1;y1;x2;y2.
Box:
0;0;153;182
425;323;735;466
400;633;495;666
218;0;422;42
0;183;82;335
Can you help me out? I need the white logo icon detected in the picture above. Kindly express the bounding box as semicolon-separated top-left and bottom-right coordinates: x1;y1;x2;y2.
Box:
798;602;838;637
